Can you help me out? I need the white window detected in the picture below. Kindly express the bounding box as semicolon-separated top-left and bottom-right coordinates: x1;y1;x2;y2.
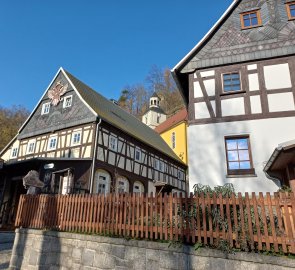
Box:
10;147;18;158
41;102;50;115
133;181;144;194
26;140;36;155
116;176;129;193
171;132;176;149
47;136;58;151
94;170;111;195
154;159;159;170
109;136;117;152
135;148;141;162
63;95;72;108
159;161;165;172
178;170;184;180
71;131;81;146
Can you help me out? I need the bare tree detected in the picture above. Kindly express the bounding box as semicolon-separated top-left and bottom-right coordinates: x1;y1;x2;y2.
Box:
0;105;29;151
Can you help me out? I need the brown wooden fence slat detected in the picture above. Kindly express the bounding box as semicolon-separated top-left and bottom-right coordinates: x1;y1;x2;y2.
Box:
169;193;173;241
159;193;163;240
252;192;262;251
281;192;294;253
245;193;254;250
132;193;135;238
266;192;278;253
164;193;168;241
219;194;226;243
185;192;190;243
15;195;24;227
274;192;287;253
231;193;238;248
259;192;270;251
206;193;213;246
225;195;233;248
238;193;246;249
174;193;179;242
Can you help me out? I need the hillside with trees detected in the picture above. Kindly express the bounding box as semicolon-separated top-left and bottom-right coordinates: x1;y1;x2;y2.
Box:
117;66;184;119
0;105;29;152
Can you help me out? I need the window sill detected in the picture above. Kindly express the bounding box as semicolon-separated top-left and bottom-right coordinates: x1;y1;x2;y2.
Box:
226;174;257;178
241;24;263;30
220;90;246;96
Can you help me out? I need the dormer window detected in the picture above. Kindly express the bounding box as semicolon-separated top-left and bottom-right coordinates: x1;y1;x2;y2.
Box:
240;10;262;29
41;102;50;115
286;2;295;20
63;95;72;108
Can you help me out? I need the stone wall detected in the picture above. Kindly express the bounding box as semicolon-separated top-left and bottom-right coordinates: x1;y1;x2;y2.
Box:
10;229;295;270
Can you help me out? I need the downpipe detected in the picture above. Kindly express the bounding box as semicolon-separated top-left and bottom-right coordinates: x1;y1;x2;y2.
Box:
89;118;101;194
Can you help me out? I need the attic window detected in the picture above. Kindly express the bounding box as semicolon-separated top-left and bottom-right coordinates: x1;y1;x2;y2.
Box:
41;102;50;115
240;10;262;29
286;2;295;20
63;95;72;108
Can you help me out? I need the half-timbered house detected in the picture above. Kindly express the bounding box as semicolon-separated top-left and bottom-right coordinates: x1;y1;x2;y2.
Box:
0;68;187;227
172;0;295;192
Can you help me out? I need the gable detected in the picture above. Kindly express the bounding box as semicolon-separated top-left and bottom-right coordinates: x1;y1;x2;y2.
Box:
18;70;97;139
178;0;295;73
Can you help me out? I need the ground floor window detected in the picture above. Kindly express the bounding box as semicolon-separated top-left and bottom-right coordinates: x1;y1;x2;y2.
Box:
133;181;144;194
94;170;111;195
225;135;255;176
116;176;129;193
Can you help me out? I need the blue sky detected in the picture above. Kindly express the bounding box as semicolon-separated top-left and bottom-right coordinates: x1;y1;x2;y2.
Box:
0;0;232;110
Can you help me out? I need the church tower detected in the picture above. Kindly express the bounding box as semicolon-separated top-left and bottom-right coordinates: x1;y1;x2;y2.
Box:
142;92;167;129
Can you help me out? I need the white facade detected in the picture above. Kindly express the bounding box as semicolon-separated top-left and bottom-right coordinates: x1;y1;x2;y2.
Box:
188;117;295;193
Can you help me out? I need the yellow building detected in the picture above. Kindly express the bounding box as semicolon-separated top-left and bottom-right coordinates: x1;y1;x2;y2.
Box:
155;108;188;165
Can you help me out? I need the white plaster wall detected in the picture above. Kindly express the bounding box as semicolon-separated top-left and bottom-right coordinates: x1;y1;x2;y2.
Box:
200;70;215;77
195;102;210;119
264;64;292;90
248;74;259;91
268;92;295;112
187;117;295;193
204;79;215;96
221;98;245;116
194;81;203;98
250;96;262;114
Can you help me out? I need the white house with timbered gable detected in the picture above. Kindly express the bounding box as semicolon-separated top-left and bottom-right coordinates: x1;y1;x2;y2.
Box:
172;0;295;193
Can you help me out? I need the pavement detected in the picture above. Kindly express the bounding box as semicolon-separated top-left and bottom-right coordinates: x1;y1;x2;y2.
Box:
0;232;15;270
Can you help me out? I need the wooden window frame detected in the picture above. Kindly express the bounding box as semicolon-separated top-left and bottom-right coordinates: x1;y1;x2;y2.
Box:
135;147;141;162
286;1;295;20
41;102;50;115
63;95;73;108
71;131;82;146
221;71;243;94
109;135;118;152
224;135;255;176
240;9;262;29
10;147;18;158
26;139;36;155
47;136;58;151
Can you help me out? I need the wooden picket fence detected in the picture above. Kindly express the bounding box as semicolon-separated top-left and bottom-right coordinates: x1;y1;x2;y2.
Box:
15;192;295;254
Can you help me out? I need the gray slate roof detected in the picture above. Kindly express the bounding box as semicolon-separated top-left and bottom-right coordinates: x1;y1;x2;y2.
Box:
64;70;184;165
